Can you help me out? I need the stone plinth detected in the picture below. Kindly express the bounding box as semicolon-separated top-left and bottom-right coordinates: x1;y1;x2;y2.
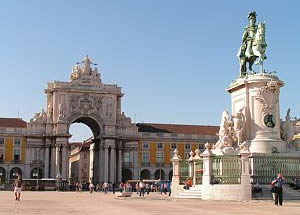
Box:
227;73;286;154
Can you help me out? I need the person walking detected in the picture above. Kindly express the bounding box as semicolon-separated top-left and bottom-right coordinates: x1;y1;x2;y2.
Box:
89;182;94;194
13;175;22;201
75;182;79;193
139;180;145;197
145;183;150;195
78;182;82;194
103;182;108;194
112;183;116;194
272;173;285;206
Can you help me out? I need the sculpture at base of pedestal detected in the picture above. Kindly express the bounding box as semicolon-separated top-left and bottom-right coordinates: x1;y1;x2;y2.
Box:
213;108;247;155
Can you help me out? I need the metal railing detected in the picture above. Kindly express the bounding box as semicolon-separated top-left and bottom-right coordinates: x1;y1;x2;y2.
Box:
250;156;300;184
179;161;189;185
194;160;203;185
212;156;241;184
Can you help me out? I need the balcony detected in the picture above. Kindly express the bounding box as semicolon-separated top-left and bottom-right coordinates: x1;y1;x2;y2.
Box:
141;162;150;167
11;160;21;164
156;162;164;167
32;160;43;164
122;162;133;167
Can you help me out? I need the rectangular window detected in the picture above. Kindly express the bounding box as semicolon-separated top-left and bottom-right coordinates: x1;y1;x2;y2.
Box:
185;143;190;150
14;149;20;161
156;151;164;163
124;152;130;163
171;143;177;149
14;138;20;146
142;142;149;149
83;154;87;159
157;143;163;149
0;138;4;145
142;152;149;163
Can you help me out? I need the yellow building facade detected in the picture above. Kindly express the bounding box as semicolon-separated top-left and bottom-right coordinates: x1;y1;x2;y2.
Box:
0;118;27;185
136;123;219;180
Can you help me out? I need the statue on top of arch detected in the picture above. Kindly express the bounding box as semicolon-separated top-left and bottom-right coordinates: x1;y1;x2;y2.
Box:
69;55;101;83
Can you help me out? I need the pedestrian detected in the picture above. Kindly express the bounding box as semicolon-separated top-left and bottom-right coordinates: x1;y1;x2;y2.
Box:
135;182;139;195
119;182;124;193
75;182;79;193
96;184;100;193
103;182;108;194
168;181;172;197
139;180;145;197
79;182;82;194
13;175;22;201
272;173;285;206
89;182;94;193
146;183;150;195
112;183;116;194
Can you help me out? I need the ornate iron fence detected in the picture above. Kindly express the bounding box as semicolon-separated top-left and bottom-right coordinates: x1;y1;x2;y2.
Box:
194;159;203;184
179;160;189;185
212;156;241;184
250;156;300;184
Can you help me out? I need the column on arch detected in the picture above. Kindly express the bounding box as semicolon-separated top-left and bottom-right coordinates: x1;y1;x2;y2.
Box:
61;144;68;179
98;144;104;184
89;143;95;182
103;143;109;183
117;143;123;183
110;145;116;183
50;144;56;178
44;143;50;178
55;144;61;177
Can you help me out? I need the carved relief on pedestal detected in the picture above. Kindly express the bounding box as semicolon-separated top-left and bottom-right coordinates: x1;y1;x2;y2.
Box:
213;108;247;153
255;80;280;128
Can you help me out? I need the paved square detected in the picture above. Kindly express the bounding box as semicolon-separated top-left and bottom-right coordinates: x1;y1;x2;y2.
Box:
0;191;300;215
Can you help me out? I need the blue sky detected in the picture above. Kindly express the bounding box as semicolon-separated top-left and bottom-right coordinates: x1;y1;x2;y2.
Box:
0;1;299;141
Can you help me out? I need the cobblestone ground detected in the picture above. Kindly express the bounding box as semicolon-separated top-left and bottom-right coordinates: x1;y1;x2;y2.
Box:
0;191;300;215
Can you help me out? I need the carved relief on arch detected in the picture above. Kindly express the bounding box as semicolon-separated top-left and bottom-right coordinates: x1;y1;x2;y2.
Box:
69;94;104;116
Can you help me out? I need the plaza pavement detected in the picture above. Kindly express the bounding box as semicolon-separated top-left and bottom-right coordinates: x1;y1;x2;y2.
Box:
0;191;300;215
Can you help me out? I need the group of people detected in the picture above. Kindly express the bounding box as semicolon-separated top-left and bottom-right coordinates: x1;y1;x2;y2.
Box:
75;181;114;194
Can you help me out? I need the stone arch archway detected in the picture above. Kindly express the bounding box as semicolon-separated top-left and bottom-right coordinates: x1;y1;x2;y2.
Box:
122;169;133;182
0;167;6;183
31;168;43;179
26;55;138;184
140;169;151;180
10;167;22;180
154;169;165;180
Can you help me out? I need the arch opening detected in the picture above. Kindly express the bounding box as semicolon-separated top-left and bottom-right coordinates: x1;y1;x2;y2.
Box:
154;169;165;180
140;169;151;180
122;169;133;182
10;167;22;180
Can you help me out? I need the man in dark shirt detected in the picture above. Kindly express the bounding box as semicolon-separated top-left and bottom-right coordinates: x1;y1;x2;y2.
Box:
13;175;22;201
272;173;284;206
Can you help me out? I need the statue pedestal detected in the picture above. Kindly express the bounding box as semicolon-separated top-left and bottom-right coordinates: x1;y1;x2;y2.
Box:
227;73;286;154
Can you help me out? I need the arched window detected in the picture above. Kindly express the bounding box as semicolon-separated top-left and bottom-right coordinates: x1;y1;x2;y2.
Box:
140;169;151;180
154;169;165;180
10;167;22;180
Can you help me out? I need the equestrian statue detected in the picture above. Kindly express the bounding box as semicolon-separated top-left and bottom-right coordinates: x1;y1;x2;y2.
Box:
237;11;267;77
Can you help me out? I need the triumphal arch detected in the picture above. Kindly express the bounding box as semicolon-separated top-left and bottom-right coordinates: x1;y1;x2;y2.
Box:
26;56;138;183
